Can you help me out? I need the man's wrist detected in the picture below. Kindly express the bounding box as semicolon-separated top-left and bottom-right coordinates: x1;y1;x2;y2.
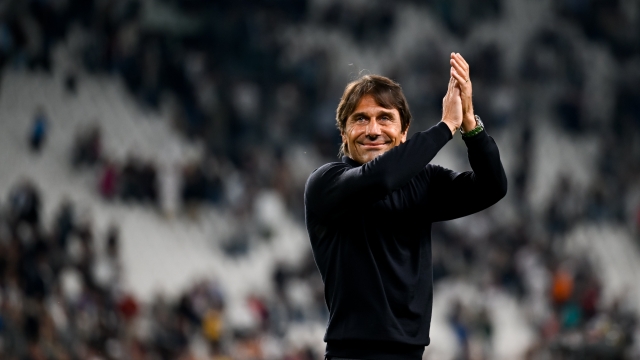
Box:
460;114;477;133
440;120;459;135
461;115;485;138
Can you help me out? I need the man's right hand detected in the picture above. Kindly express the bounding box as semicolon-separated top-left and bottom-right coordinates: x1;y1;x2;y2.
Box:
441;73;463;135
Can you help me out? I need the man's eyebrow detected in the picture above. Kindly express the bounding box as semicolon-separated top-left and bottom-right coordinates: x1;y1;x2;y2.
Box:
349;110;396;119
349;111;368;119
376;110;396;117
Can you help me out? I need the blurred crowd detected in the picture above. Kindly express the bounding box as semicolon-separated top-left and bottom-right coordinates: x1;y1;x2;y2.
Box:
0;179;130;359
2;0;640;359
0;180;325;359
69;123;225;216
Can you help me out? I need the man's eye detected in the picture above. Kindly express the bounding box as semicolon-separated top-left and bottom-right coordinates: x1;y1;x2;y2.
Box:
356;117;366;122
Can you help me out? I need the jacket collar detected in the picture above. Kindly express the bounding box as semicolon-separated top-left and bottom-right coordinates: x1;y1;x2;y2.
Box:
342;156;362;167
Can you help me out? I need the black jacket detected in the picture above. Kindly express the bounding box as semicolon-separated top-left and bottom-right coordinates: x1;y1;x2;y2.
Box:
304;122;507;360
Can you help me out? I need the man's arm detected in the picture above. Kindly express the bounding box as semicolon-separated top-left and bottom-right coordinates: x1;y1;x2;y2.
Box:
305;122;452;220
427;130;507;222
427;53;507;221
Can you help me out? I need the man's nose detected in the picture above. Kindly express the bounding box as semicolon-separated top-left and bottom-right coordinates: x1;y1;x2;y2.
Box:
366;119;382;136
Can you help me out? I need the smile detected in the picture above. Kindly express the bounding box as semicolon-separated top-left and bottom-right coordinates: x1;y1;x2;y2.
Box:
359;143;388;149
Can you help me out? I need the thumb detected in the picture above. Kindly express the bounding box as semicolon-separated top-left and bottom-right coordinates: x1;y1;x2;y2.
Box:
452;84;461;96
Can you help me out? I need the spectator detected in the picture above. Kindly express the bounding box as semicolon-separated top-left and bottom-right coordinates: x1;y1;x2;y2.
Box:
71;124;102;168
28;106;48;153
8;179;41;227
98;159;118;200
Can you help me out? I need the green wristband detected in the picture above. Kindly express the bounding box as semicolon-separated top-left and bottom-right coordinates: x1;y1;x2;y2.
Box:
461;125;484;138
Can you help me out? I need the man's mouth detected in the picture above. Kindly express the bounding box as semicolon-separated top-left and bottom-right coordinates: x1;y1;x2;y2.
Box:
360;141;387;149
359;142;388;149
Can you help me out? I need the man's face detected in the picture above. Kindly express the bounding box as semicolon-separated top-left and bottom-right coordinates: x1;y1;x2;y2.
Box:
342;94;407;164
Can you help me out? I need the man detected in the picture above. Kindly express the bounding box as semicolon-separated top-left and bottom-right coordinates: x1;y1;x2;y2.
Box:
304;53;507;360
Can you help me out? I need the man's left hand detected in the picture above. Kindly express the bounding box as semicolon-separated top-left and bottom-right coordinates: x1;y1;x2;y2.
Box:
450;53;476;132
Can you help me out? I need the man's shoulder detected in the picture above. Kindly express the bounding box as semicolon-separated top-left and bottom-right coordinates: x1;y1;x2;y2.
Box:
306;161;350;184
314;161;349;172
304;161;351;202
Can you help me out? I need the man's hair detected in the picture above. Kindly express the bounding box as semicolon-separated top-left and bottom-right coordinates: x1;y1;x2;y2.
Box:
336;75;412;157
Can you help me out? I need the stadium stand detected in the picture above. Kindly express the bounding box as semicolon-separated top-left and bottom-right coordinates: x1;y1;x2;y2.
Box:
0;0;639;359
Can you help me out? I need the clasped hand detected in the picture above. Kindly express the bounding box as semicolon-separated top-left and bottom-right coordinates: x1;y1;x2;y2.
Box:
441;53;475;134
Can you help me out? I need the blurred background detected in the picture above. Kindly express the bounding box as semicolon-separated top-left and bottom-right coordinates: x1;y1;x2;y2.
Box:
0;0;639;359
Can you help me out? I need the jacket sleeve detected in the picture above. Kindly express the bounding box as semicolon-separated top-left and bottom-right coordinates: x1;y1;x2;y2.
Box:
305;122;452;221
427;130;508;222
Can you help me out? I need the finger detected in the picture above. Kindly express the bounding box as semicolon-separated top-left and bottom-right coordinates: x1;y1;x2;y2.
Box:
444;75;454;104
450;59;467;79
447;73;455;94
451;68;466;86
456;53;469;70
451;56;467;72
449;53;466;68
